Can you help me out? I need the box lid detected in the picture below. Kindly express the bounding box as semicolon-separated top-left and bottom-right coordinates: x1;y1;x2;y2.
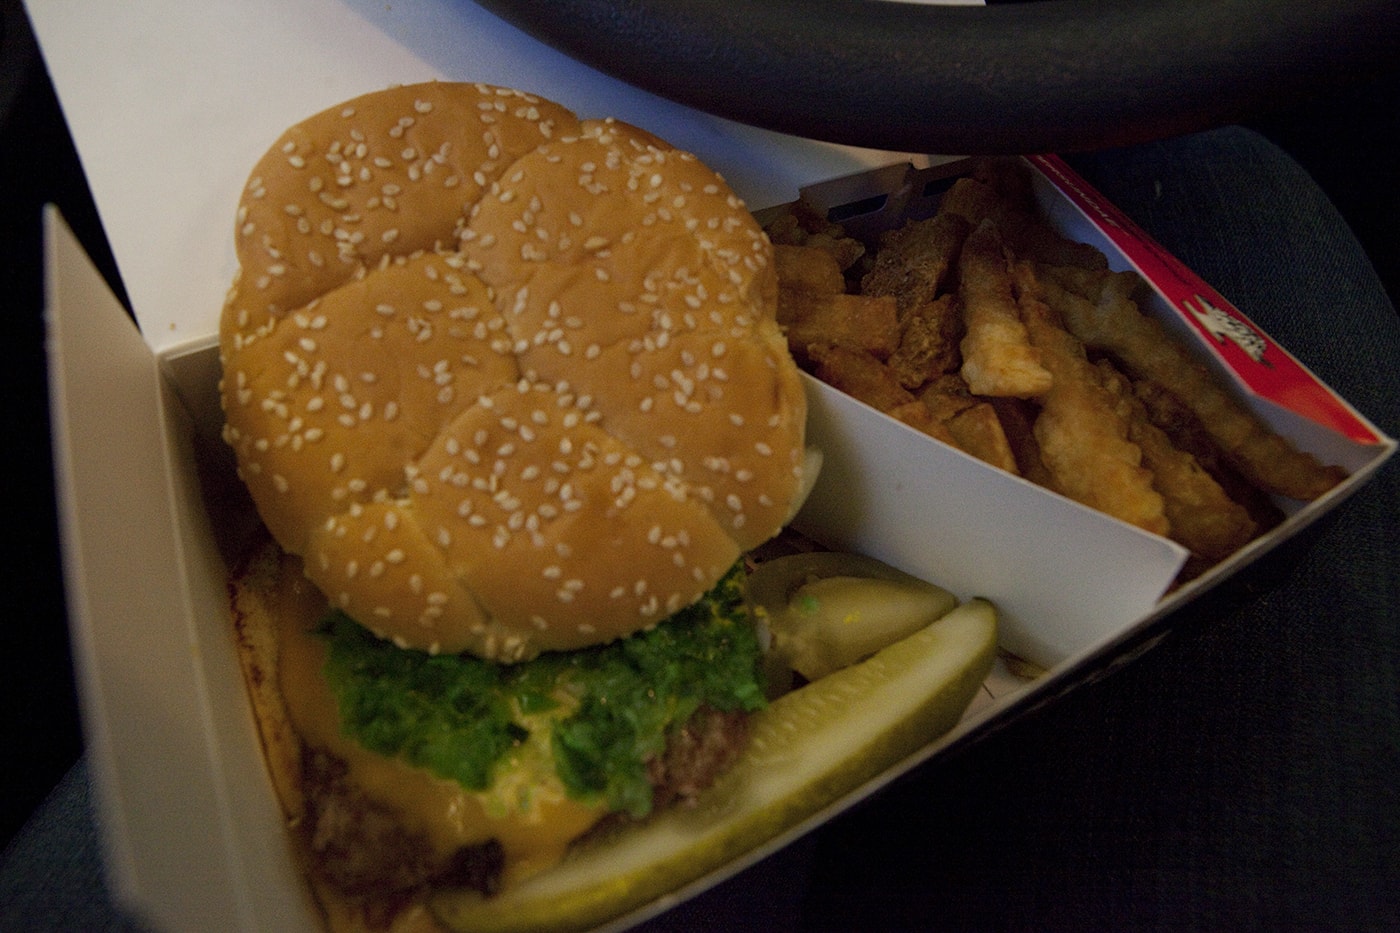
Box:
23;0;933;353
45;209;317;929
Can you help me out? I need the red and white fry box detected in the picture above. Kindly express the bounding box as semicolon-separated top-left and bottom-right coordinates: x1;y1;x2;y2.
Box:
779;155;1393;668
27;0;1396;930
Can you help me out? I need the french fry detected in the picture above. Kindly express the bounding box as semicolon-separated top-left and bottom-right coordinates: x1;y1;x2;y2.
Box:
1097;362;1258;562
988;396;1055;488
913;374;1015;471
942;163;1109;272
957;220;1053;398
774;243;846;295
861;212;971;318
947;402;1020;475
766;156;1346;582
1016;266;1170;536
807;344;957;446
888;294;963;389
778;289;900;362
1040;265;1347;501
1131;378;1286;537
857;213;972;390
765;199;866;272
774;244;901;361
916;373;980;424
940;174;1020;231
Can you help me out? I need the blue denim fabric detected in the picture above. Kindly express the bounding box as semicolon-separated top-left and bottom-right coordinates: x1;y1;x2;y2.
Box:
0;760;142;932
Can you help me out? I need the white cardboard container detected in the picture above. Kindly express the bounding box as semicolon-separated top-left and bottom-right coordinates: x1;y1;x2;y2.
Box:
30;1;1396;931
781;156;1393;668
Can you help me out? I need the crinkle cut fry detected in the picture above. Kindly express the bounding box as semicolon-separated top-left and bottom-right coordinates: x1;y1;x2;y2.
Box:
1130;377;1286;537
1096;361;1258;561
1015;264;1170;536
957;220;1053;398
1041;266;1347;501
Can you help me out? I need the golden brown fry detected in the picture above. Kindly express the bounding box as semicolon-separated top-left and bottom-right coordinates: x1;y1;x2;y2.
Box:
916;373;1017;468
774;244;901;361
915;374;1016;468
858;213;972;389
765;199;866;272
941;162;1108;272
1132;379;1285;536
1097;361;1257;561
888;293;963;389
807;342;918;414
947;402;1020;474
1042;266;1347;501
778;288;900;361
957;220;1054;398
917;372;980;423
774;243;847;295
1017;267;1169;536
988;396;1055;488
861;212;971;317
940;174;1019;230
807;344;957;445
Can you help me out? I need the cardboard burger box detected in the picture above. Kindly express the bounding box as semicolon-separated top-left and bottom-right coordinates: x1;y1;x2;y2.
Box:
29;0;1396;930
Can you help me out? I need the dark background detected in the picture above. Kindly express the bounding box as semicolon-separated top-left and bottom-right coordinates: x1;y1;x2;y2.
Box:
2;0;1397;927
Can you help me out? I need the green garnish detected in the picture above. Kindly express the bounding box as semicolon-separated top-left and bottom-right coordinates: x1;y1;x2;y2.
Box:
320;562;765;818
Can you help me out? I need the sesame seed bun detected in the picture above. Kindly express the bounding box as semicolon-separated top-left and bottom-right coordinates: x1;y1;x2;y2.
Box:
220;83;806;661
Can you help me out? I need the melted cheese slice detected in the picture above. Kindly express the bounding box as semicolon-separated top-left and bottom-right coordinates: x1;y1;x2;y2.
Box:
270;555;605;887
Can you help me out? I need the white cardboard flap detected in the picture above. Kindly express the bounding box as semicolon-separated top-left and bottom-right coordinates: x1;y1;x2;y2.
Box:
44;209;316;931
794;376;1187;667
23;0;924;354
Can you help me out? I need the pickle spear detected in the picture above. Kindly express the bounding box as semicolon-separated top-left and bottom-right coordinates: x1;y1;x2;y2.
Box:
431;598;997;933
749;551;960;681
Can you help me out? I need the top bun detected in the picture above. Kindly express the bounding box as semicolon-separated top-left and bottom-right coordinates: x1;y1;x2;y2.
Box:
220;83;806;661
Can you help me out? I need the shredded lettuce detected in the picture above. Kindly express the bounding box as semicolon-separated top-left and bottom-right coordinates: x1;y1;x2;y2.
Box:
320;562;766;818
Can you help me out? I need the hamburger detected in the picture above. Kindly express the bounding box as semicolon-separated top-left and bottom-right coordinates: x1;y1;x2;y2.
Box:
219;83;809;930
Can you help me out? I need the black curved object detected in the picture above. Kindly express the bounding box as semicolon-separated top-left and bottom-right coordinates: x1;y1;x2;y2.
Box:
472;0;1400;153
